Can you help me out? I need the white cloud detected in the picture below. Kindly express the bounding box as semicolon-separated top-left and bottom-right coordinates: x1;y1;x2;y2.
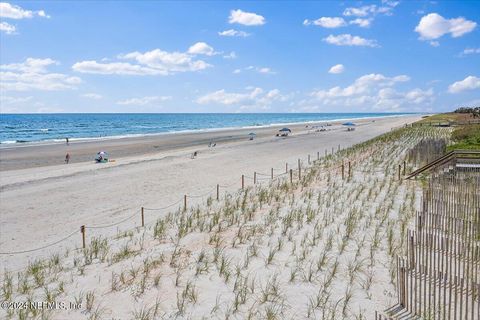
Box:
197;88;262;105
187;42;216;56
381;0;399;6
415;13;477;41
429;41;440;47
218;29;250;37
304;17;346;28
323;34;379;47
306;73;431;111
0;2;49;19
0;95;32;105
82;93;103;99
312;73;410;99
228;9;265;26
0;96;61;113
328;64;345;74
37;10;49;18
1;57;58;73
405;88;434;103
73;46;211;76
258;67;274;74
460;48;480;56
196;87;288;111
117;96;172;106
233;69;241;74
223;52;237;59
0;21;15;34
72;61;165;75
1;58;81;91
343;4;396;18
120;49;210;72
343;5;376;17
245;65;276;74
448;76;480;93
342;2;397;27
350;18;372;28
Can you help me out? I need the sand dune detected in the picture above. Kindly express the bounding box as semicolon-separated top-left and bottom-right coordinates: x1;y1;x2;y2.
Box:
0;115;421;271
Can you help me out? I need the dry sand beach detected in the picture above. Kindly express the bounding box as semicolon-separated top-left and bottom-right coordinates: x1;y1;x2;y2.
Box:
3;114;454;320
0;115;420;270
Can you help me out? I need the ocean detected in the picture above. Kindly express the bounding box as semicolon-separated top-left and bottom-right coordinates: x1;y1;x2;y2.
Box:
0;113;415;145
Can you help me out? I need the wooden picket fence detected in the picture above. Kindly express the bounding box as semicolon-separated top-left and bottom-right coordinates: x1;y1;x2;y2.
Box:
382;167;480;319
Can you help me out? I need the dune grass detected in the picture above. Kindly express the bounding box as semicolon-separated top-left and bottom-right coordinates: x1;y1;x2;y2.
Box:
447;124;480;151
0;125;453;319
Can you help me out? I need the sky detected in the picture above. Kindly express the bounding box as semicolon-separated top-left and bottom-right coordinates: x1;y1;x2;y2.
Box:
0;0;479;113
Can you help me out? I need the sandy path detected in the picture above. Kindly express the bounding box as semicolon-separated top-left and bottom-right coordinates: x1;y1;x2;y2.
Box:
0;115;421;270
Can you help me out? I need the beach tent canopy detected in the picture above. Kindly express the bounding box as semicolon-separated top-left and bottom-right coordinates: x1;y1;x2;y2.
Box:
279;128;291;132
248;132;256;136
342;122;356;126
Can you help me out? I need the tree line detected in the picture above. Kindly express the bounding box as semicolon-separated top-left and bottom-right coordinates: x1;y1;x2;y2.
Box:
454;107;479;117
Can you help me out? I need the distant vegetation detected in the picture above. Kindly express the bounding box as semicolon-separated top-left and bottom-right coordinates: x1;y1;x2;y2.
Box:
418;109;479;151
454;107;480;117
448;124;480;151
419;108;479;124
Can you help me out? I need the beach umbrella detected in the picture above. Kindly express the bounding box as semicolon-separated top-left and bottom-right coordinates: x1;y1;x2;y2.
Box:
342;122;356;126
95;151;109;162
248;132;256;136
279;128;291;132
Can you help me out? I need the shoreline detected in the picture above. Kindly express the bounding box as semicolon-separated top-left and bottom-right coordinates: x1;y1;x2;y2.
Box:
0;113;419;149
0;114;422;271
0;114;419;171
0;114;431;320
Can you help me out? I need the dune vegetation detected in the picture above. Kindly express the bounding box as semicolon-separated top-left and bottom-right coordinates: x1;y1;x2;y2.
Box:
0;125;457;320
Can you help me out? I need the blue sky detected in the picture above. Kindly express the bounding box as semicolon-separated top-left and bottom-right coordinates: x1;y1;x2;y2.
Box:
0;0;479;113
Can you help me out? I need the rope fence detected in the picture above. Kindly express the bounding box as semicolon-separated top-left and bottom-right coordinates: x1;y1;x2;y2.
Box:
0;230;78;255
0;142;406;257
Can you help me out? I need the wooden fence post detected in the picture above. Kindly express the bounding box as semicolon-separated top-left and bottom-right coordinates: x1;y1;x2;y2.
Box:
216;184;219;200
308;154;311;164
348;161;351;178
271;168;274;179
141;207;144;227
342;162;345;180
242;175;244;189
290;169;293;184
317;151;320;161
184;194;187;211
398;164;401;180
81;225;86;249
254;172;257;184
409;234;414;268
285;162;288;173
298;159;301;179
403;160;406;175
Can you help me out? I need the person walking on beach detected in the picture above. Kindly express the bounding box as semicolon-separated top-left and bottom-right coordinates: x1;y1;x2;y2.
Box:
66;137;69;145
65;153;70;164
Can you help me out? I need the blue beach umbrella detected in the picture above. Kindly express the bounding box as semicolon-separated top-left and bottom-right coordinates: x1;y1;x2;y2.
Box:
342;122;356;126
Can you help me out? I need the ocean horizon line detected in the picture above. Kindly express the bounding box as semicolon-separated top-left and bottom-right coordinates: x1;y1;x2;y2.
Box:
1;112;424;146
1;111;425;115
